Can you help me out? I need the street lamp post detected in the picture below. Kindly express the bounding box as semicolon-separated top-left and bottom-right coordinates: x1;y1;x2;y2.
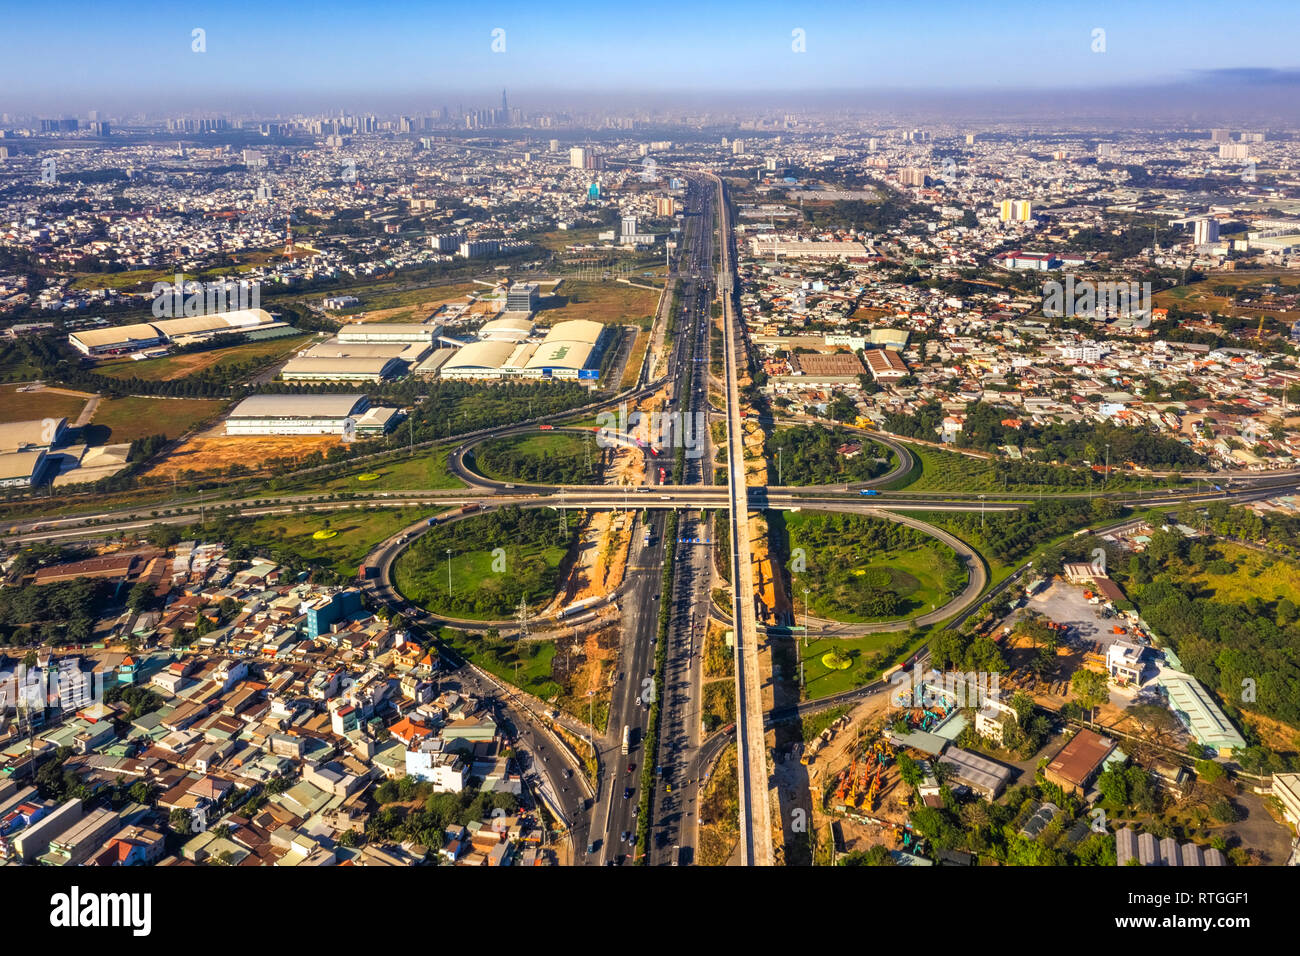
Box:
802;587;810;650
446;549;452;596
979;494;986;530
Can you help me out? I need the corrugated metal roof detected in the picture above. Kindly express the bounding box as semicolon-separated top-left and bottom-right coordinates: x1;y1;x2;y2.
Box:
229;394;367;419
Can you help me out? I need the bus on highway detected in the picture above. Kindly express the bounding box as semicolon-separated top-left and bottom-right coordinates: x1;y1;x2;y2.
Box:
621;725;631;755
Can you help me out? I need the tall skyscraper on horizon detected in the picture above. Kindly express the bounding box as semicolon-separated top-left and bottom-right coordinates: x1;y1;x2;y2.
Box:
1194;218;1220;245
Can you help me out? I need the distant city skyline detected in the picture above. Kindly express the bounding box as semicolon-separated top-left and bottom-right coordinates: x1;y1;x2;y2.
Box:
3;0;1299;118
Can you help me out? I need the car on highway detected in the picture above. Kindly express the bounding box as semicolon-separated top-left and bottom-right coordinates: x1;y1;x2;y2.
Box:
587;841;598;854
621;830;633;844
626;762;635;774
859;489;880;496
623;787;634;800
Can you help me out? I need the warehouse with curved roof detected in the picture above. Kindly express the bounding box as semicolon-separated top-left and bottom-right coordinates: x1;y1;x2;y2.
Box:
68;308;280;356
477;315;534;342
439;340;522;379
434;316;611;382
225;393;400;436
525;319;609;379
279;355;405;382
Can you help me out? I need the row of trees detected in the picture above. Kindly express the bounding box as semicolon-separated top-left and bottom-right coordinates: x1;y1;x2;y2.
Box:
0;576;109;647
765;425;893;485
885;400;1201;469
473;433;604;485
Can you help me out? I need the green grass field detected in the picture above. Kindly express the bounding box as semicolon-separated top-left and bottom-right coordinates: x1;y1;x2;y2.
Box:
96;334;315;382
437;629;563;701
0;385;90;424
798;633;913;700
783;511;961;623
294;447;464;493
236;508;440;577
393;512;576;620
83;396;226;444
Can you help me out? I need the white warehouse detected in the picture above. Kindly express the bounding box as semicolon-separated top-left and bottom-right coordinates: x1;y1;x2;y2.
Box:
225;393;400;437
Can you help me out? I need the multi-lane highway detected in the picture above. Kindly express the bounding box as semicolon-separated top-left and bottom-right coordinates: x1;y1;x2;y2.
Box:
645;178;716;865
709;170;775;866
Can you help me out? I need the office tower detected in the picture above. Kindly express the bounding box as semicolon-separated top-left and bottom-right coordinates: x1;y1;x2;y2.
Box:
965;133;977;145
999;200;1033;222
570;146;587;169
1210;128;1232;143
1096;143;1116;160
656;197;675;217
1194;218;1220;245
732;139;744;155
1219;143;1250;160
899;167;928;187
621;215;638;237
549;139;560;153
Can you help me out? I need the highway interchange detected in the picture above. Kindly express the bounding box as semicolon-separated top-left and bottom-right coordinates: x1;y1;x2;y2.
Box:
7;171;1300;867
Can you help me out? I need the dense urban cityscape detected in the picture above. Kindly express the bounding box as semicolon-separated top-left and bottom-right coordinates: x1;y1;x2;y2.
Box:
0;2;1296;934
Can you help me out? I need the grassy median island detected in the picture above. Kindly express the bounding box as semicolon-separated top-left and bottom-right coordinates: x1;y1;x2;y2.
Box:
394;507;579;620
470;432;602;485
778;511;965;623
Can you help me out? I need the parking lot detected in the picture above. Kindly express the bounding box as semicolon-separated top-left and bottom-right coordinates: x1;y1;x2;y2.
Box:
1024;580;1129;649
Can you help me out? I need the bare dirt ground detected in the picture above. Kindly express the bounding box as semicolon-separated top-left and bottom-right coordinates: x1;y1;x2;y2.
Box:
774;691;908;857
145;433;341;479
550;508;632;610
544;442;644;617
353;290;484;324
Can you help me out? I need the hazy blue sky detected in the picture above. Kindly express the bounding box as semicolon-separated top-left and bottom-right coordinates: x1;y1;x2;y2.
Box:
3;0;1298;112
